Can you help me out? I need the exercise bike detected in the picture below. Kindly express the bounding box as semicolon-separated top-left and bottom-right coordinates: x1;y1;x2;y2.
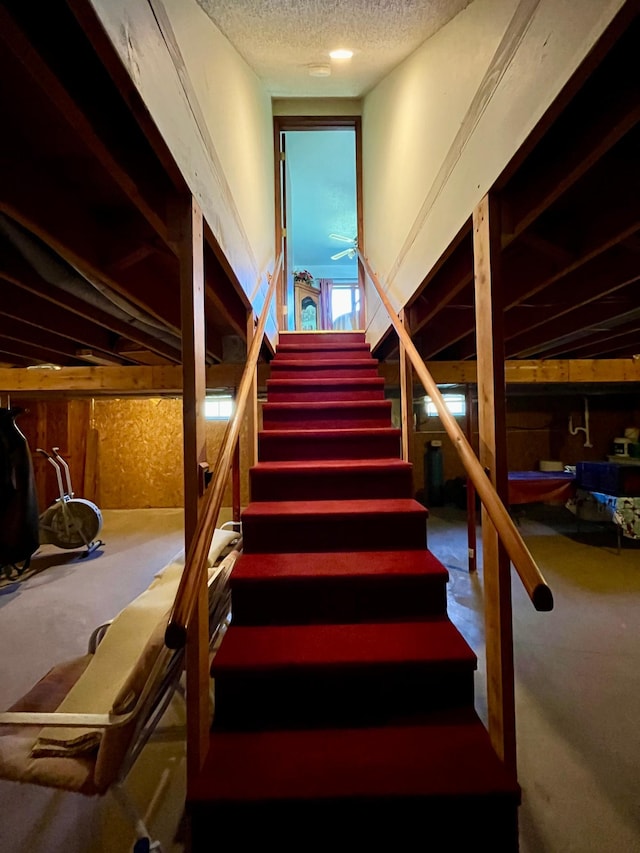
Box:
0;404;104;581
37;446;104;556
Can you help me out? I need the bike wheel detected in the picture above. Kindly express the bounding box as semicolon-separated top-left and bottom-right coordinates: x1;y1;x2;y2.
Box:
48;499;103;549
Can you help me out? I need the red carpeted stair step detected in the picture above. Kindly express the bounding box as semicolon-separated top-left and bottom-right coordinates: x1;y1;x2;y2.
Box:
278;331;365;345
274;342;372;360
262;399;392;430
241;498;428;553
229;549;449;625
188;713;520;849
188;330;520;850
211;619;476;729
249;458;413;501
269;358;379;380
265;376;386;402
258;427;402;461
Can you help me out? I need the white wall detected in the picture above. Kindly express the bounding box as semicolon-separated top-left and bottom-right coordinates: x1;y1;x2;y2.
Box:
361;0;627;346
89;0;275;309
273;98;362;116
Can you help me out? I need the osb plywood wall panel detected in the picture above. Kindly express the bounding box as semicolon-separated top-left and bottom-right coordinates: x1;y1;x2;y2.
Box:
94;398;184;509
93;398;253;509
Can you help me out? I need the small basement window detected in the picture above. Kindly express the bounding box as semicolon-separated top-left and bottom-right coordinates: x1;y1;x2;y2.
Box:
205;394;233;420
424;393;466;418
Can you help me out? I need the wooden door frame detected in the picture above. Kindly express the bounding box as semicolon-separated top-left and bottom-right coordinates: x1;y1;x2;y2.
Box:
273;115;364;332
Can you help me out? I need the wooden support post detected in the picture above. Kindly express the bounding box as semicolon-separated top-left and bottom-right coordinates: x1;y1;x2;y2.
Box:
177;196;209;775
465;383;477;573
179;197;207;549
83;397;99;504
246;310;258;470
473;193;517;775
399;309;414;465
232;442;241;523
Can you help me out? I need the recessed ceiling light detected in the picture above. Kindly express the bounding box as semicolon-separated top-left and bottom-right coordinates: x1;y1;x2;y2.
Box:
329;49;353;60
308;63;331;77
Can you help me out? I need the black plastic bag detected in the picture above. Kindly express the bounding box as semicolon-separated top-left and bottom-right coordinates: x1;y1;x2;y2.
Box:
0;407;40;570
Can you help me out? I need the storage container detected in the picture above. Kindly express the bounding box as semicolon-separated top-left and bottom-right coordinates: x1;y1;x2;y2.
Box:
576;461;640;497
425;440;444;506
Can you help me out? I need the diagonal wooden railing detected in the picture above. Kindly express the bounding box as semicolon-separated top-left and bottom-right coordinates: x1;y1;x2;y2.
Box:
166;256;281;650
359;249;552;609
169;240;550;780
165;254;281;772
358;247;553;775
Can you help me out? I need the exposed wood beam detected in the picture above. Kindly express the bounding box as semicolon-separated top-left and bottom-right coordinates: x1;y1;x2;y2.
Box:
407;219;472;309
107;242;162;273
443;241;640;361
418;203;639;359
407;234;473;334
473;193;515;772
245;311;258;470
408;22;639;344
379;359;640;386
0;354;31;369
114;343;175;366
0;315;129;364
502;29;640;240
3;360;640;397
0;4;178;251
179;196;208;549
204;264;247;340
560;135;640;257
420;307;476;361
500;254;640;358
108;250;181;328
0;146;181;333
0;338;81;366
0;249;182;364
399;309;414;465
517;231;574;267
66;0;187;192
0;279;121;354
504;188;640;311
202;325;224;365
514;299;640;359
574;331;640;360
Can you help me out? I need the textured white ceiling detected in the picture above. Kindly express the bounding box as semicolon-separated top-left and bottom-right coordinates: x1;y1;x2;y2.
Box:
196;0;472;97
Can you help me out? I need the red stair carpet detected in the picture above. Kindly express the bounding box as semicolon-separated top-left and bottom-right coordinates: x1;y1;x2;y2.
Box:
187;331;520;850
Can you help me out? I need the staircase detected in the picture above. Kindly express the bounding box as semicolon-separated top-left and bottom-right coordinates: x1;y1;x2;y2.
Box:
187;331;520;850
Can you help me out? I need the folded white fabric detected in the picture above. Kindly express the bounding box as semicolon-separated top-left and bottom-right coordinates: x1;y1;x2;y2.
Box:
32;528;238;757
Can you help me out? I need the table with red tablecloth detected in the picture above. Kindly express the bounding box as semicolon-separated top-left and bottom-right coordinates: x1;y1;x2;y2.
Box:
508;471;576;505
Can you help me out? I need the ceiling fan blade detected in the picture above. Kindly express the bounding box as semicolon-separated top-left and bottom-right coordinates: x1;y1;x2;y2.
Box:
329;233;355;243
331;248;356;260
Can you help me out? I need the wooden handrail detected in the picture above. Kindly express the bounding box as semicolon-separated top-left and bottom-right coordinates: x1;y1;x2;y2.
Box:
165;255;282;649
359;249;553;612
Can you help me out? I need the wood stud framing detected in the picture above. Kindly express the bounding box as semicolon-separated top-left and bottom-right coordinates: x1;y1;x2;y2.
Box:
473;193;516;775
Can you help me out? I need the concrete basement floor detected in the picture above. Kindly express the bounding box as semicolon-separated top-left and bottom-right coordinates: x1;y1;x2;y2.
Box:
0;503;639;852
430;503;640;853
